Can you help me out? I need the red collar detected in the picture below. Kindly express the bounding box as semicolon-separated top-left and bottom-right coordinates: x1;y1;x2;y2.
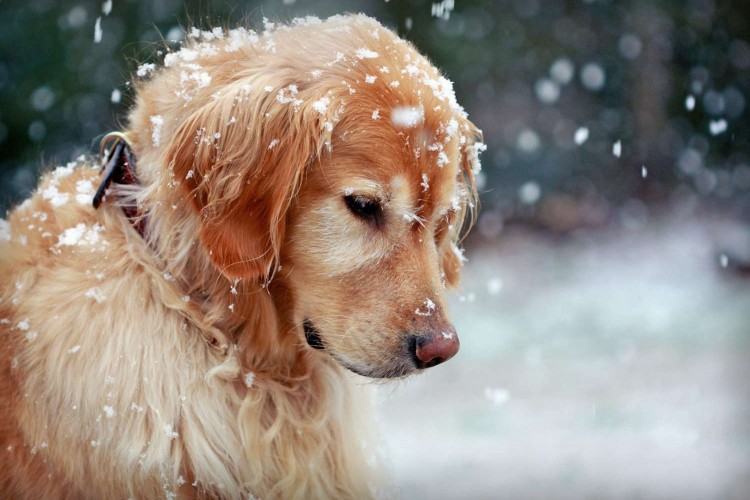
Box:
93;135;147;238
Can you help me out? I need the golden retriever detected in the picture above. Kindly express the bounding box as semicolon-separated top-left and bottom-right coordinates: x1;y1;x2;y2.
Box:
0;14;483;499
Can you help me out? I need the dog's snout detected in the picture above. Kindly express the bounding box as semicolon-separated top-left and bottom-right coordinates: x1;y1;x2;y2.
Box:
409;328;460;369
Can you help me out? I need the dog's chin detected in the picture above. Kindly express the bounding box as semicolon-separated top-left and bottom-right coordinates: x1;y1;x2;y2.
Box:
331;354;416;379
303;320;415;379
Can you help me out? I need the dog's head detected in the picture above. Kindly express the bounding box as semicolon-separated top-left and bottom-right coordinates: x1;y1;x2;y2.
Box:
145;15;483;378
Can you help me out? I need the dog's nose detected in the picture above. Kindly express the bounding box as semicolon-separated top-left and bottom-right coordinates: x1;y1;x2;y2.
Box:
411;329;460;369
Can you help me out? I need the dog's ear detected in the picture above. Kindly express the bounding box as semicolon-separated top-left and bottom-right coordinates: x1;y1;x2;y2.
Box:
440;119;483;289
166;80;333;280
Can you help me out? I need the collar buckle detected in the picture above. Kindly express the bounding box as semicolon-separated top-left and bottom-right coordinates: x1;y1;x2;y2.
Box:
93;133;137;209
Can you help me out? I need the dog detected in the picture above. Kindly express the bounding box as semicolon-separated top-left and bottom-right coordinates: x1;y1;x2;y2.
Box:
0;14;483;499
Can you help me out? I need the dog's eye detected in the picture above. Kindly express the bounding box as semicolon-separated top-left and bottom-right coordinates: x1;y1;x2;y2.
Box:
434;210;457;245
344;195;383;226
434;218;449;244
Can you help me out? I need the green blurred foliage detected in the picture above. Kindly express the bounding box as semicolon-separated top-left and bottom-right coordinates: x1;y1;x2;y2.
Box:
1;0;749;232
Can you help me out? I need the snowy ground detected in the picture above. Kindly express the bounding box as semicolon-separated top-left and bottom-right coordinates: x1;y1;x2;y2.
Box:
374;212;750;499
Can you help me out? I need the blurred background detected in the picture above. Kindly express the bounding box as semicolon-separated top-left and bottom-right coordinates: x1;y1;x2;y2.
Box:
2;0;749;498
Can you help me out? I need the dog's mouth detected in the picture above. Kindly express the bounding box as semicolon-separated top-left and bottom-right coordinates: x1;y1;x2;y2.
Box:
302;319;414;379
332;356;414;379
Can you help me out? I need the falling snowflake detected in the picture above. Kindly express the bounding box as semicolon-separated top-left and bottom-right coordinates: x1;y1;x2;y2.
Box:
612;140;622;158
709;119;727;135
94;17;102;43
574;127;589;145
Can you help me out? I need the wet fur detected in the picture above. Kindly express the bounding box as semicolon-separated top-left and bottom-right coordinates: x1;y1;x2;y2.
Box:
0;14;480;499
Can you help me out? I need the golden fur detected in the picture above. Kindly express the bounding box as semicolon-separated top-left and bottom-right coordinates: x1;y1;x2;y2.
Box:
0;14;482;499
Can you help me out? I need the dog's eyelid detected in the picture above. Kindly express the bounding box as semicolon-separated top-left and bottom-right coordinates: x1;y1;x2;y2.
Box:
435;205;451;221
434;204;458;231
347;193;379;204
343;194;384;226
343;193;381;208
433;211;454;244
341;183;383;199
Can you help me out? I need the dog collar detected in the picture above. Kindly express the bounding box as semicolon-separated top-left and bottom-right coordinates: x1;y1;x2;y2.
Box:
93;133;147;238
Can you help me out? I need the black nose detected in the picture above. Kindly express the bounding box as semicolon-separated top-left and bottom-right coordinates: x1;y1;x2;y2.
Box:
409;329;460;369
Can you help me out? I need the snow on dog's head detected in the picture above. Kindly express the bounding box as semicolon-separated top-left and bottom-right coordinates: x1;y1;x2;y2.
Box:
127;14;484;378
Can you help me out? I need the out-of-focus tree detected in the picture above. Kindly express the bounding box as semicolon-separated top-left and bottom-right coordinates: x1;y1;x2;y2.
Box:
1;0;748;235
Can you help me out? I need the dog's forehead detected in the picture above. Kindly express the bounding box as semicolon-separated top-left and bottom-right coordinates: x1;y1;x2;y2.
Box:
297;21;470;212
327;122;460;218
335;99;463;195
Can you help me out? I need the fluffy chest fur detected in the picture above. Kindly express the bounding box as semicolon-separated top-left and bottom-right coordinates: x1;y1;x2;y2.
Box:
0;165;379;499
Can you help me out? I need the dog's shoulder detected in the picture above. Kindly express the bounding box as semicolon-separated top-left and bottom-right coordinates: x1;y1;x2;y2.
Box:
2;158;108;266
0;157;250;497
